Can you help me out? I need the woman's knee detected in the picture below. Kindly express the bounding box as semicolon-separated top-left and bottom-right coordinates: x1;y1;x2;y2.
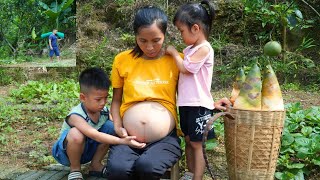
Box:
106;160;132;180
135;157;162;178
66;128;85;145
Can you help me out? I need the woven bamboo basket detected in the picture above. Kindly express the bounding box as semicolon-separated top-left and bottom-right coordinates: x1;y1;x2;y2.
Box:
202;109;286;180
223;108;286;180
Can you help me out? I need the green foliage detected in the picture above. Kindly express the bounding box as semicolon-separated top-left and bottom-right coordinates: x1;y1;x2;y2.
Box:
0;0;75;61
120;33;136;47
243;0;314;44
10;80;79;104
0;69;13;85
0;99;22;144
8;80;79;122
275;103;320;179
77;36;115;75
38;0;75;29
114;0;134;6
295;37;316;52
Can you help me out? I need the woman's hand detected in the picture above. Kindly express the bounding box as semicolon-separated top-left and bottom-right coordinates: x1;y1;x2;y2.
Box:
115;127;128;138
214;97;231;111
120;136;146;149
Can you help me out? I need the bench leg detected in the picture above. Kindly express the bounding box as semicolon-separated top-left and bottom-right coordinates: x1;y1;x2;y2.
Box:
170;162;179;180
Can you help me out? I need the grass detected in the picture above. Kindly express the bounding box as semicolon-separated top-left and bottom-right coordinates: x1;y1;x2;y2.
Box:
0;45;76;67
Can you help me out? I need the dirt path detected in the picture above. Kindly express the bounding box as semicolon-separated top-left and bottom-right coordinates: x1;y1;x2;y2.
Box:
0;58;76;68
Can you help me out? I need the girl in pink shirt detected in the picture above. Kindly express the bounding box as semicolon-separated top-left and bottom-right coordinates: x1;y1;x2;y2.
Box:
166;1;230;179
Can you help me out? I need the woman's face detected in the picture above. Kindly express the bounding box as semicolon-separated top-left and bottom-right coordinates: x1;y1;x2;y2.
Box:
136;23;165;58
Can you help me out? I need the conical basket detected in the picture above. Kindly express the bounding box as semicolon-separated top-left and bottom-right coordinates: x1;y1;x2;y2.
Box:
223;108;285;180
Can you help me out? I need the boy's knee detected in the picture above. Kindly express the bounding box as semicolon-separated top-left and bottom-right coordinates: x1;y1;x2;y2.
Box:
67;128;85;144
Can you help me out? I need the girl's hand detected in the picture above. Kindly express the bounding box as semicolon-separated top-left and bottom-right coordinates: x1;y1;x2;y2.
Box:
166;45;178;56
121;136;146;148
115;127;128;138
214;97;231;111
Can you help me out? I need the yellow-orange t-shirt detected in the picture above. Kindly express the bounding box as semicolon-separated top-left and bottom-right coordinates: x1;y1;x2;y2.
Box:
111;50;180;131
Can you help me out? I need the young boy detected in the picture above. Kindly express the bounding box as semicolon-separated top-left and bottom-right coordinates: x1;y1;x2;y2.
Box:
52;67;145;180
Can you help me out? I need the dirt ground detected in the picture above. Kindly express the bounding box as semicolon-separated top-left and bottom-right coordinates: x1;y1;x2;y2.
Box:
0;58;76;68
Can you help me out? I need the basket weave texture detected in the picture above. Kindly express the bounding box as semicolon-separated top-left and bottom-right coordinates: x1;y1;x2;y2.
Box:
223;108;286;180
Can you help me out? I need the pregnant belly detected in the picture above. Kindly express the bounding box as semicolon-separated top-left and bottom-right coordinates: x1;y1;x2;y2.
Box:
123;101;175;143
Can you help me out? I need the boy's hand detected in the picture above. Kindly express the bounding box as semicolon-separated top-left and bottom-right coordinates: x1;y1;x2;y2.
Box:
122;136;146;148
115;127;128;138
214;97;231;111
50;46;53;50
166;45;179;56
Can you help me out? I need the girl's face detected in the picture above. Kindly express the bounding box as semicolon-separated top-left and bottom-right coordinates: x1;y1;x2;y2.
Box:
175;21;198;46
136;23;165;59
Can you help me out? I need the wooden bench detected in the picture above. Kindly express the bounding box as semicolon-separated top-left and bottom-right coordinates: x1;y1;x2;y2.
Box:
161;161;179;180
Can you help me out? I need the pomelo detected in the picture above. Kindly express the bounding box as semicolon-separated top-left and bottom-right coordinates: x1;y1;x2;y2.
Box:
263;41;282;56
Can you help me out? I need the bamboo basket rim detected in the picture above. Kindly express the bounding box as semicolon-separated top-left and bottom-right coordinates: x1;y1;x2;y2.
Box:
228;107;286;113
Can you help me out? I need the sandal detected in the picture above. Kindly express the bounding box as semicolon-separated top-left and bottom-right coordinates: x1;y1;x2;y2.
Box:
89;166;108;178
68;171;83;180
180;171;194;180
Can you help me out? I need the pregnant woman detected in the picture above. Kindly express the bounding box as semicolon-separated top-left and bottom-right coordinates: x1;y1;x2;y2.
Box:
106;6;182;180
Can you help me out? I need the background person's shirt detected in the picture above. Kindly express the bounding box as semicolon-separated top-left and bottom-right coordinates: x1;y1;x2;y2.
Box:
49;34;58;47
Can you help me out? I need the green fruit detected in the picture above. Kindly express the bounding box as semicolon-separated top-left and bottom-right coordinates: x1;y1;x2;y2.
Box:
263;41;282;56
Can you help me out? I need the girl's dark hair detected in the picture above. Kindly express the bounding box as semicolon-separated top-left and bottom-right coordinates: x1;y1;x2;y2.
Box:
173;0;215;39
130;6;168;58
79;67;110;93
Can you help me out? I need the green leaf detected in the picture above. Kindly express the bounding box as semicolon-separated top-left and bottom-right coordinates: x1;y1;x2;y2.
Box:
314;127;320;133
275;172;283;179
280;147;295;154
312;158;320;166
294;170;305;180
38;1;49;10
296;151;308;159
295;137;310;146
295;9;303;19
205;139;218;150
282;134;294;146
311;134;320;143
301;126;312;136
44;10;59;20
60;0;74;11
291;133;303;138
31;27;37;39
287;123;299;132
286;163;305;169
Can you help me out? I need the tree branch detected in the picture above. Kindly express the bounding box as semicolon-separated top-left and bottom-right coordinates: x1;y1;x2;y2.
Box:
301;0;320;18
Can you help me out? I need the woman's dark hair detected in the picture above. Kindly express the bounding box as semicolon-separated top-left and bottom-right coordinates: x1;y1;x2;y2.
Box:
173;0;215;39
130;6;168;58
79;67;110;93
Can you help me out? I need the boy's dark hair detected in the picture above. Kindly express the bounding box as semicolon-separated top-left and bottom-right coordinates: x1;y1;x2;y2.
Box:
130;6;168;58
173;0;215;39
79;67;110;93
